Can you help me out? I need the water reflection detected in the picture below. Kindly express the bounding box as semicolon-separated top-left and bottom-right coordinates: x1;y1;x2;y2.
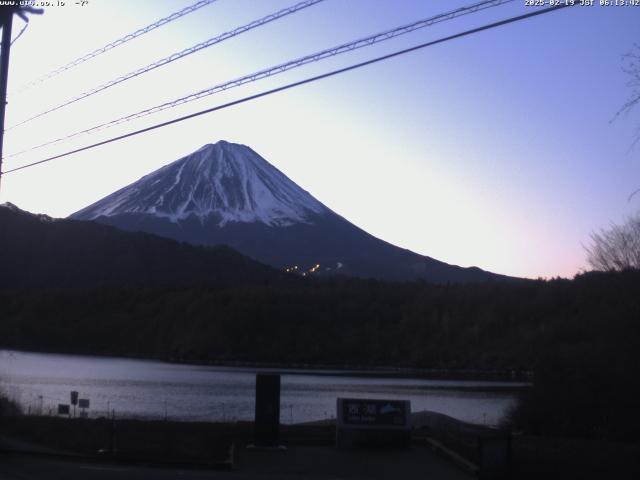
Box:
0;350;522;425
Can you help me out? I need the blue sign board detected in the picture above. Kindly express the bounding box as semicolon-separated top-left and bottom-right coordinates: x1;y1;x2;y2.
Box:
337;398;410;429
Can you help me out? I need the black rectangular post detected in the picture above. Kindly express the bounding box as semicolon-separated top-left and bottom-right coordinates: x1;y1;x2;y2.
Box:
478;431;512;480
254;374;280;446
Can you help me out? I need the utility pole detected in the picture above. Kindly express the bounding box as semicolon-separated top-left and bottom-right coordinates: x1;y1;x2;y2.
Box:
0;5;15;192
0;4;42;192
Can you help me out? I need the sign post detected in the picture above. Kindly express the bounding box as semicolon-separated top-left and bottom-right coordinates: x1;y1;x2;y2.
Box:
70;391;78;418
78;398;90;418
336;398;411;449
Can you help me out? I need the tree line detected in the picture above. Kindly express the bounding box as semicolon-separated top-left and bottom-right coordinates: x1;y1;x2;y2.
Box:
1;270;639;440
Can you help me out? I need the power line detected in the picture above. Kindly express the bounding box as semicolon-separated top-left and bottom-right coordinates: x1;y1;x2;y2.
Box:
7;0;326;130
3;0;515;159
10;19;27;45
0;3;576;177
10;0;219;95
0;5;42;192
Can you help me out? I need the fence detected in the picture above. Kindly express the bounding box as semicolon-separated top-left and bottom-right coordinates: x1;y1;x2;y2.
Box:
11;390;336;425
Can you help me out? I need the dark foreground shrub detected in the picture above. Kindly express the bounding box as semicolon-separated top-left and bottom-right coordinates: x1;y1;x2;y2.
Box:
0;392;22;418
506;349;640;442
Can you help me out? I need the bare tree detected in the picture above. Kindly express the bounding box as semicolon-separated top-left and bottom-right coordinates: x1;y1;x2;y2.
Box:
590;47;640;272
615;44;640;149
586;212;640;271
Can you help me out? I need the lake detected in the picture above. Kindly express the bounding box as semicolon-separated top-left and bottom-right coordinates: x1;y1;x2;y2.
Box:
0;350;525;426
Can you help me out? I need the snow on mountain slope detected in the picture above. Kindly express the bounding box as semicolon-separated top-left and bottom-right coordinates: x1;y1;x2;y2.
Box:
70;140;509;283
73;141;327;227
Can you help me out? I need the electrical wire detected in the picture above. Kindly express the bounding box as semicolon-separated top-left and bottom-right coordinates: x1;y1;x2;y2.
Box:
10;20;28;46
3;0;515;159
7;0;327;130
0;2;577;177
10;0;220;95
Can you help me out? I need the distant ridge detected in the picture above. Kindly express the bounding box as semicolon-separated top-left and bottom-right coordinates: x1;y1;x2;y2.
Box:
0;202;279;289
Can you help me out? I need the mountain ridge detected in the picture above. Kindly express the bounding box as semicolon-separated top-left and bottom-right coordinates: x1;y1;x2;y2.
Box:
0;202;280;289
71;140;510;284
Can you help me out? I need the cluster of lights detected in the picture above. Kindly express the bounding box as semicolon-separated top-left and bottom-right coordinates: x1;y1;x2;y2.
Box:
284;263;321;276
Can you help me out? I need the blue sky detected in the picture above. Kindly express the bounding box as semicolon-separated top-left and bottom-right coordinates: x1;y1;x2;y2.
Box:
1;0;638;279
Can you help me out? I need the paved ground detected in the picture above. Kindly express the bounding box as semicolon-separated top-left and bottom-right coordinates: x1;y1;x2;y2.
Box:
0;454;227;480
239;445;473;479
0;445;472;479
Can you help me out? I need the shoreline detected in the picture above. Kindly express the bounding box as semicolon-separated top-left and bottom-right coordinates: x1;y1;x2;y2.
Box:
0;347;533;384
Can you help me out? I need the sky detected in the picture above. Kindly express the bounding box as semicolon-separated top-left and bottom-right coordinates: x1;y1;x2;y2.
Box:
0;0;638;279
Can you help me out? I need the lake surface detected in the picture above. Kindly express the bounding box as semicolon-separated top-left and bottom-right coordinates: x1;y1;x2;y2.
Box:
0;350;525;426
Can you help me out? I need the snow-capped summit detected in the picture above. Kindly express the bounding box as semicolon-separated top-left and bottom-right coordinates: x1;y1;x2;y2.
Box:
71;141;507;283
73;141;327;227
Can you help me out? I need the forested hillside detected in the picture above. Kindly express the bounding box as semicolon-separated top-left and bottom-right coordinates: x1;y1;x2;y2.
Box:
1;271;637;375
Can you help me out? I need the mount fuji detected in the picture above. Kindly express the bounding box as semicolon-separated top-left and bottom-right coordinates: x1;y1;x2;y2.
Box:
71;141;505;283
